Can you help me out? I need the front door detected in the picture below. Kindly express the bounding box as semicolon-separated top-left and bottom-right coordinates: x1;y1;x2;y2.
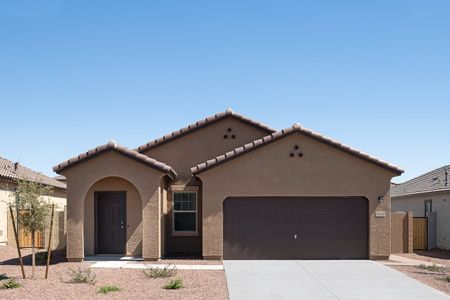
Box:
95;192;126;254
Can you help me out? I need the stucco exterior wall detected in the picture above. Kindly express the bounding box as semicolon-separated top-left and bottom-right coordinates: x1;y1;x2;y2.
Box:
197;133;397;259
84;177;142;256
1;182;66;248
143;117;270;179
60;151;165;261
392;191;450;250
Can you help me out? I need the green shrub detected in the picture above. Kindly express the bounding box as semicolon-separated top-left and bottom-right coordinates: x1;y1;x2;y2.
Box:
164;278;183;290
2;279;21;289
36;252;48;264
0;274;9;280
66;267;96;284
144;265;177;279
445;275;450;283
98;285;121;294
417;263;445;273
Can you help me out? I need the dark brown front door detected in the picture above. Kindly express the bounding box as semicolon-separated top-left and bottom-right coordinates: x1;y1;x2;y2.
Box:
95;192;126;254
223;197;368;259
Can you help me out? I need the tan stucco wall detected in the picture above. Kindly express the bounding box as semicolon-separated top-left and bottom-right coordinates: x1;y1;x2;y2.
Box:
60;151;165;261
143;117;271;179
391;211;413;254
1;182;66;248
84;177;142;256
392;191;450;250
197;132;397;259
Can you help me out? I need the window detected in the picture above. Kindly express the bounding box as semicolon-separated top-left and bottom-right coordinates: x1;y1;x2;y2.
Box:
425;200;432;215
173;192;197;234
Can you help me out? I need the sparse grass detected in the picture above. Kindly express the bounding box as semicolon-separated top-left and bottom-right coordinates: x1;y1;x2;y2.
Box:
2;279;21;289
416;263;445;273
0;273;9;280
164;278;183;290
98;285;121;294
66;267;96;284
144;264;177;279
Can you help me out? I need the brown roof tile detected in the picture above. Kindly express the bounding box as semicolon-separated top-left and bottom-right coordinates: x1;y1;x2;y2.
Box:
191;123;404;175
0;156;66;189
53;141;177;179
135;109;276;153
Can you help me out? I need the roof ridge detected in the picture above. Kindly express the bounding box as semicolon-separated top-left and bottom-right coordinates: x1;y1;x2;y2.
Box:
191;124;403;175
53;141;177;179
135;109;276;153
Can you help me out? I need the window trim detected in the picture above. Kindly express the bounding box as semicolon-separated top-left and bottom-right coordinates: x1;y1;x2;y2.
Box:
172;191;198;236
424;199;432;215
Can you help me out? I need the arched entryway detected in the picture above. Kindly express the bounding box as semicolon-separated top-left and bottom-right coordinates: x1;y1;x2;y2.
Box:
84;177;143;256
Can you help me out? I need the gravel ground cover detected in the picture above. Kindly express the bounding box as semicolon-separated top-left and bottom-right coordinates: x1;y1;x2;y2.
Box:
390;265;450;296
388;249;450;296
0;246;229;300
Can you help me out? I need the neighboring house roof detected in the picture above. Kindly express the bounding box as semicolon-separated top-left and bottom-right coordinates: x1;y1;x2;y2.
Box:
391;165;450;197
0;156;66;189
192;123;404;175
53;141;177;179
135;108;276;153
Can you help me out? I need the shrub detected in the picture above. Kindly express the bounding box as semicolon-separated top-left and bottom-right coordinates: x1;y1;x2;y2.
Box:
144;264;177;279
2;279;21;289
164;278;183;290
0;274;9;280
98;285;121;294
36;251;48;264
417;263;445;273
66;267;96;284
445;275;450;283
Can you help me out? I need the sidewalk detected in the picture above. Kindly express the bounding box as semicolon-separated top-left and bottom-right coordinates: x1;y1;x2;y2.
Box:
382;254;445;267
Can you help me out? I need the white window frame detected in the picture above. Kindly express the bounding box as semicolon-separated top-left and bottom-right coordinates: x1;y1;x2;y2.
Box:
172;191;198;236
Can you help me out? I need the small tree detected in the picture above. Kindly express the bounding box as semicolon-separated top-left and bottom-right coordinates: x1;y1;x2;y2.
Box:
9;178;53;279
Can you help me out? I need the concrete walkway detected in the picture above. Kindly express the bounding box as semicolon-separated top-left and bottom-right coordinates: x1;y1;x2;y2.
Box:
89;260;223;270
224;260;449;300
386;254;445;267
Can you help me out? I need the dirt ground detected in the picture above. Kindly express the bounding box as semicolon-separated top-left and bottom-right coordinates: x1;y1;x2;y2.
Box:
0;246;229;300
389;249;450;296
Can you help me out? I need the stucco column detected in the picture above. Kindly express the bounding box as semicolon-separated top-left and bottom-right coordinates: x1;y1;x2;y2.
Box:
66;185;84;262
142;187;161;260
369;190;391;260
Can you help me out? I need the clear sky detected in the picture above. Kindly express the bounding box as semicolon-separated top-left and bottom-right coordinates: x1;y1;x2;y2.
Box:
1;1;449;183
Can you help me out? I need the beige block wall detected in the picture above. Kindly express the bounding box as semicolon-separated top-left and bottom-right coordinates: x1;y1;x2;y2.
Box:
61;151;166;261
144;117;270;179
197;133;398;259
393;191;450;250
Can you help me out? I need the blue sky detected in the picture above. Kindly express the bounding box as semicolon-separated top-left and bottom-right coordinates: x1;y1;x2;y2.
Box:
1;1;449;182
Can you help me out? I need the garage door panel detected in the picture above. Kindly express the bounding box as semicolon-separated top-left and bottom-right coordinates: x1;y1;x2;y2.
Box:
223;197;368;259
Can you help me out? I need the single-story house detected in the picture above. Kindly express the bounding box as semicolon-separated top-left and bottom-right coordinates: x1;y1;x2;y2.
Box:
392;165;450;250
0;156;67;249
53;109;403;261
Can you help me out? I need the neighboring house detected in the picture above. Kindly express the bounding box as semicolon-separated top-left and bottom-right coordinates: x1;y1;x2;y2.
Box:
0;156;67;249
53;109;403;262
392;165;450;250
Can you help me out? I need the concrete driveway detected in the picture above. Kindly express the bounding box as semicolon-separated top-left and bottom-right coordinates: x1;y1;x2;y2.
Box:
224;260;449;300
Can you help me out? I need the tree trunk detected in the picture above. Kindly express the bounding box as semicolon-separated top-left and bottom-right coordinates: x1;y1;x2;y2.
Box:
31;230;36;279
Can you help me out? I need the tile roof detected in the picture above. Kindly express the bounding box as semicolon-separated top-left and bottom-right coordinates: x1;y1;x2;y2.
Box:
191;123;404;175
391;165;450;197
53;141;177;179
0;156;66;189
135;108;276;153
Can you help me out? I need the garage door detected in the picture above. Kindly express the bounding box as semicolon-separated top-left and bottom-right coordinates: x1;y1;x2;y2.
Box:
223;197;368;259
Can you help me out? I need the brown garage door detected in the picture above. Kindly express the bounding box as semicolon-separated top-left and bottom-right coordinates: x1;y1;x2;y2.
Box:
223;197;368;259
